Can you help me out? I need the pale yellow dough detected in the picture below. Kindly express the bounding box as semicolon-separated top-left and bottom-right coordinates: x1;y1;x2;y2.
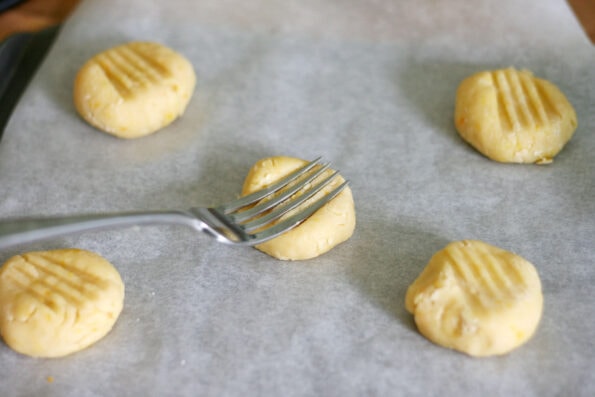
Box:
0;249;125;357
242;156;356;260
405;240;543;357
454;67;577;163
74;41;196;139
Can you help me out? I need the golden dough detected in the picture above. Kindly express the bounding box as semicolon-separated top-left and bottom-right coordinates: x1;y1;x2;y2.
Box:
405;240;543;357
454;67;577;163
242;156;356;260
0;249;124;357
74;41;196;139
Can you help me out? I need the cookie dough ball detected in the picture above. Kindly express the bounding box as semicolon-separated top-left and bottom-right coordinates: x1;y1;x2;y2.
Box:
405;240;543;357
0;249;125;357
74;41;196;139
242;156;356;260
454;67;577;163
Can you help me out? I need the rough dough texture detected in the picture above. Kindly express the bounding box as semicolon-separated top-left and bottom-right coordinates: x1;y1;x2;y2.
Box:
405;240;543;357
74;41;196;139
454;67;577;164
0;249;125;357
242;156;356;260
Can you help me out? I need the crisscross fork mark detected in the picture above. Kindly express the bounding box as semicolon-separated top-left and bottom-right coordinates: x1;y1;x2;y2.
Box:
30;253;104;297
5;263;82;315
117;45;171;81
94;45;168;98
4;254;103;315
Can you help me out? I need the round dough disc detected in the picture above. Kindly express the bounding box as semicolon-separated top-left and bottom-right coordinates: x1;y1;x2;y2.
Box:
454;67;577;163
0;249;125;357
74;41;196;139
242;156;356;260
405;240;543;356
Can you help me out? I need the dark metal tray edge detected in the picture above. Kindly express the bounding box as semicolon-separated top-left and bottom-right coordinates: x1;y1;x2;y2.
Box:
0;25;61;141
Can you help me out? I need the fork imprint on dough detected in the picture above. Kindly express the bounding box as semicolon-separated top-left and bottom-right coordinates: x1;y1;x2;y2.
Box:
0;249;125;357
95;44;171;98
3;253;102;317
492;68;560;132
445;241;526;308
74;41;196;138
405;240;543;356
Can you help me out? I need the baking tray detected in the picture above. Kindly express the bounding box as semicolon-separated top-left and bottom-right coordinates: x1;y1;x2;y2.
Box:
0;25;61;139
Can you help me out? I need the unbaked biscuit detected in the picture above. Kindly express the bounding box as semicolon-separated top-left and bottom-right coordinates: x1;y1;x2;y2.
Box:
454;67;577;163
241;156;356;260
74;41;196;138
405;240;543;356
0;249;124;357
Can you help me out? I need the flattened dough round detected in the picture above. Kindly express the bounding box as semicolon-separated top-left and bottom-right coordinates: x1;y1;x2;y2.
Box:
405;240;543;357
74;41;196;139
0;249;125;357
242;156;356;260
454;67;577;163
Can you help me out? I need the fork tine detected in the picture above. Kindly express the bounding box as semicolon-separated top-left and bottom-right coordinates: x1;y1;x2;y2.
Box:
242;170;340;232
218;157;323;214
247;180;349;244
229;163;332;223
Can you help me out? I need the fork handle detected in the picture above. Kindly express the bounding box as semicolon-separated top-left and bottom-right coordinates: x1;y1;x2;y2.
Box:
0;211;199;250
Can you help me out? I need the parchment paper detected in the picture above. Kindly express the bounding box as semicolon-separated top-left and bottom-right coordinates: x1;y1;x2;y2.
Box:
0;1;593;396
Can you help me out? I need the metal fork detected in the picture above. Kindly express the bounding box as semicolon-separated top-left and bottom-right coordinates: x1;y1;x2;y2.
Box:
0;157;348;249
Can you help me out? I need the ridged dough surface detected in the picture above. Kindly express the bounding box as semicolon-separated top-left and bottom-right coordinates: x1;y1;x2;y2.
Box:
0;249;124;357
242;156;356;260
454;67;577;163
405;240;542;357
74;41;196;138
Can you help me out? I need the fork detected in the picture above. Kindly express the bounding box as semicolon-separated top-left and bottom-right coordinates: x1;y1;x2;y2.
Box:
0;157;348;249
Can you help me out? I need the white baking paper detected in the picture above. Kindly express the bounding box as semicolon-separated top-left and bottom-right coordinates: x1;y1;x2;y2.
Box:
0;0;593;396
